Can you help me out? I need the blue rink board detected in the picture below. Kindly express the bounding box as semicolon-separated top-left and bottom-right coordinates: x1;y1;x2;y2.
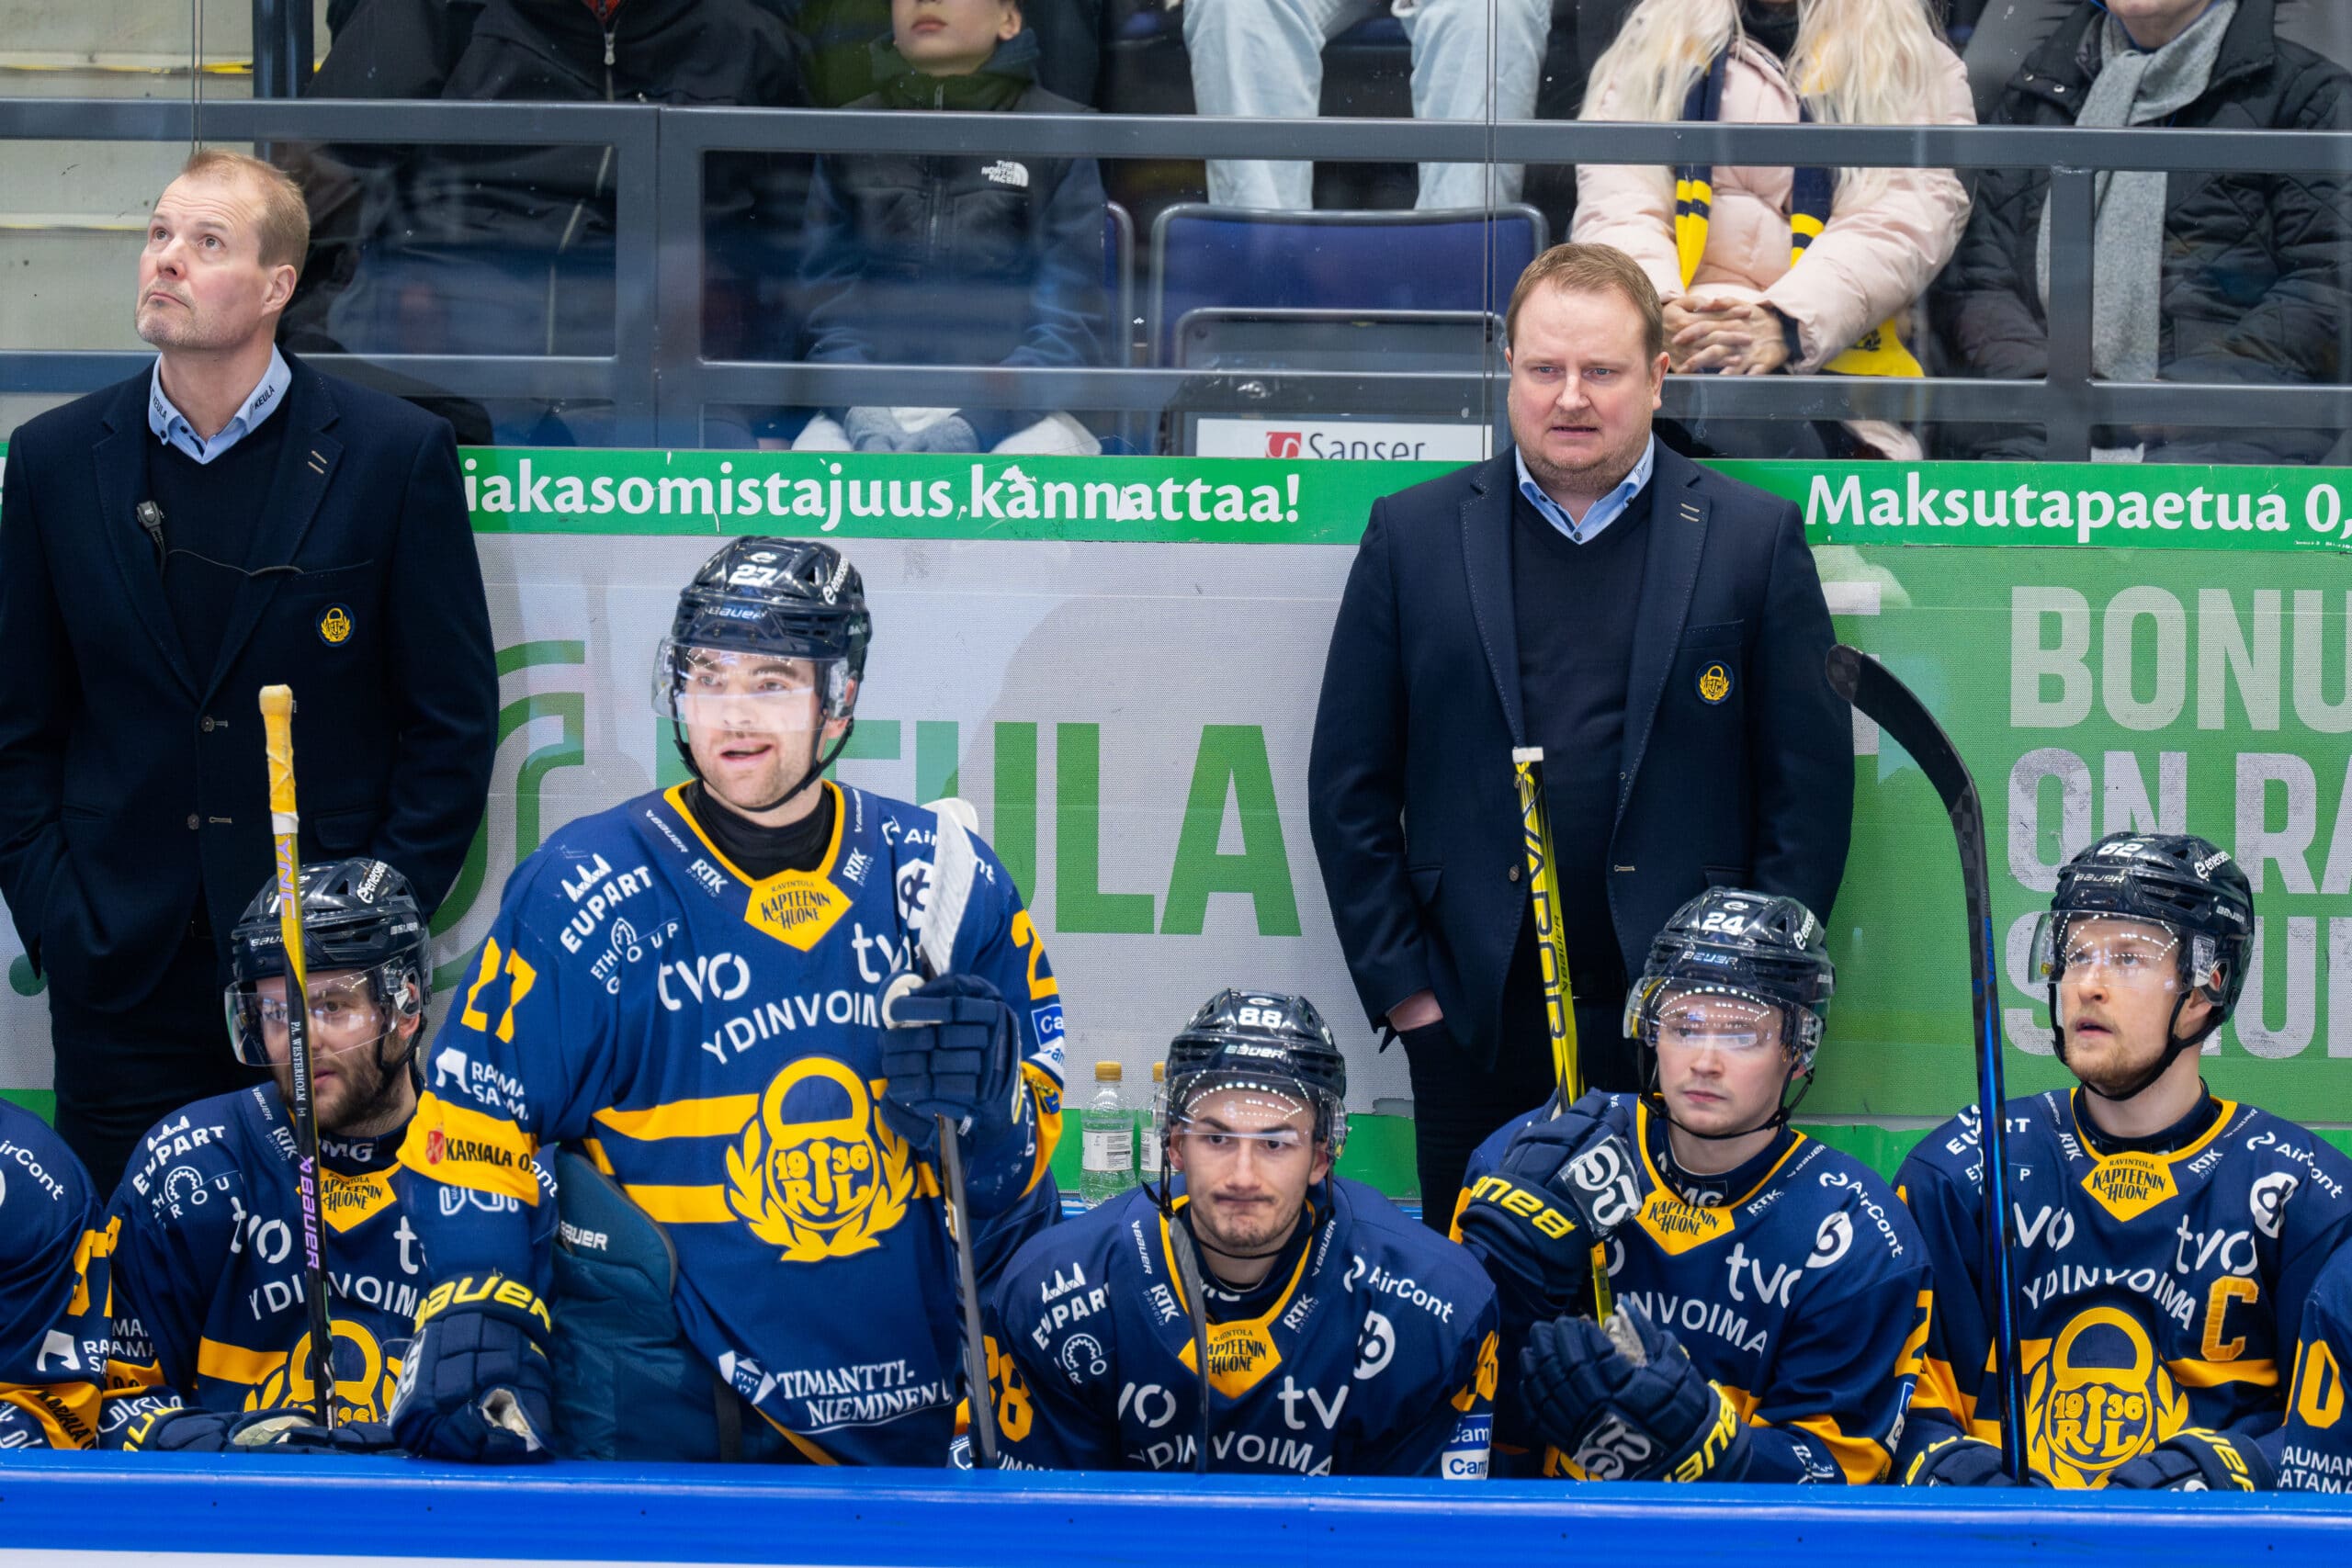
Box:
2;1456;2350;1565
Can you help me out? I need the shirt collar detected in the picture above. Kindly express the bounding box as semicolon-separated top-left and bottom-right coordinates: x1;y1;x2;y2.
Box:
1513;436;1657;546
148;346;291;466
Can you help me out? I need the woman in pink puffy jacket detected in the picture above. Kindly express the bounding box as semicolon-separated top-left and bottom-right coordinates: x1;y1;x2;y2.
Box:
1572;0;1974;460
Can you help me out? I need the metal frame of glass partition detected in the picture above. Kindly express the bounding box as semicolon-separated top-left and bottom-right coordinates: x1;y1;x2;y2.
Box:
2;96;2347;455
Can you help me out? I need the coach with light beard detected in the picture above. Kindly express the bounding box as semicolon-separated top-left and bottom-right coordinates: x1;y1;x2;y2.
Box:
0;149;494;1190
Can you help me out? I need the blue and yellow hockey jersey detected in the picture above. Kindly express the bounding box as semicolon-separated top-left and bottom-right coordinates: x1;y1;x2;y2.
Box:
2279;1243;2352;1491
1461;1094;1930;1484
0;1100;116;1450
1897;1090;2352;1487
105;1084;555;1430
398;781;1066;1466
984;1178;1498;1476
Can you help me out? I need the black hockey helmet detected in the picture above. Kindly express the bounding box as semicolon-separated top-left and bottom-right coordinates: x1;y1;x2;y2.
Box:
224;858;428;1071
657;536;871;722
1164;989;1349;1154
1624;888;1834;1139
2033;832;2253;1096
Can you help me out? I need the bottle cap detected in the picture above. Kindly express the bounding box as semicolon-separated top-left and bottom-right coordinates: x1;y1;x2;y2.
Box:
1151;1062;1165;1081
1094;1060;1123;1081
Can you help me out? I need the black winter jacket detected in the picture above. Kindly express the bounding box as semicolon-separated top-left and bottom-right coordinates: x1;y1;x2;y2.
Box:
1933;0;2350;463
798;31;1107;446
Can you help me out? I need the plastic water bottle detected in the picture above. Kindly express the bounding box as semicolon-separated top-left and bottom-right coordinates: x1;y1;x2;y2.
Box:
1080;1061;1134;1208
1138;1061;1168;1181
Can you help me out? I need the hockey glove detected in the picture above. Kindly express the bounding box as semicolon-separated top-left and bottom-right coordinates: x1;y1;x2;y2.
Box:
881;972;1019;1142
2105;1428;2275;1493
1456;1098;1642;1308
843;407;914;452
1521;1303;1750;1483
1903;1433;2029;1487
121;1404;401;1455
388;1275;556;1463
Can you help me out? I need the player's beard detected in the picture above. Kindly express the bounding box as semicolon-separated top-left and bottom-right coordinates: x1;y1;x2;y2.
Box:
1190;1190;1306;1264
278;1036;409;1140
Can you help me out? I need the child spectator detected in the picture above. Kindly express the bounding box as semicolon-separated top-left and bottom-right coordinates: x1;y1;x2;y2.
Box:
794;0;1109;455
1572;0;1974;459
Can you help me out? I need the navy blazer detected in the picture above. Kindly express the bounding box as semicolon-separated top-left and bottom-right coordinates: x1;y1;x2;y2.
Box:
1306;445;1853;1069
0;353;497;1009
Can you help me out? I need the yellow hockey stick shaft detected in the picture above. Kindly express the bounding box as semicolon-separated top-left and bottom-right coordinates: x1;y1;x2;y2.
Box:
1511;747;1614;1320
261;685;337;1427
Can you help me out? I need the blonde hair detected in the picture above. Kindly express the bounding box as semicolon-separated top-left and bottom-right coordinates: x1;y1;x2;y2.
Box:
176;148;311;276
1580;0;1951;197
1507;243;1665;360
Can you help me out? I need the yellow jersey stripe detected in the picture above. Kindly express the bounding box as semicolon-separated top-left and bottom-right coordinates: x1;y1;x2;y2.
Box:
594;1096;761;1142
623;1183;737;1224
2168;1356;2278;1390
196;1337;288;1386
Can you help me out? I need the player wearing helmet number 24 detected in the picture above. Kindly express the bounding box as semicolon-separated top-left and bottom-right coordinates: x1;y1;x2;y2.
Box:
107;860;556;1455
1899;833;2352;1491
982;990;1500;1477
386;538;1068;1464
1457;887;1932;1484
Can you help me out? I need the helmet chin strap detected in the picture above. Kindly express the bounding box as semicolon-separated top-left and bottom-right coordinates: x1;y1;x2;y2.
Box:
672;717;857;818
2054;984;2212;1104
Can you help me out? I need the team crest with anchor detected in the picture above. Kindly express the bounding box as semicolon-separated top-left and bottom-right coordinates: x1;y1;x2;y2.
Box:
727;1055;917;1262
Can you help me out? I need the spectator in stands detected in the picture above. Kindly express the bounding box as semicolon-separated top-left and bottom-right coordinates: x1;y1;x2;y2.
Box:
1181;0;1549;209
1956;0;2349;122
1936;0;2350;464
793;0;1108;455
300;0;806;444
1573;0;1974;460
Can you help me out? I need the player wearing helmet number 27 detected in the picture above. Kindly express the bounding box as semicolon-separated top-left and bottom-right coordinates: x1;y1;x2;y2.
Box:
1456;887;1932;1484
1898;833;2352;1492
107;860;556;1455
981;990;1499;1477
386;538;1067;1464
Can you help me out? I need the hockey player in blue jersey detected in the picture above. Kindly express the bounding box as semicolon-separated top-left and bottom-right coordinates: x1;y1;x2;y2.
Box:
2278;1244;2352;1491
0;1100;116;1449
386;536;1066;1464
107;859;554;1453
983;989;1498;1477
1900;832;2352;1491
1456;888;1929;1484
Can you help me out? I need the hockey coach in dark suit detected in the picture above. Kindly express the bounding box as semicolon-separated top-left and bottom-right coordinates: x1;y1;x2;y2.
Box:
1307;243;1852;1216
0;150;495;1190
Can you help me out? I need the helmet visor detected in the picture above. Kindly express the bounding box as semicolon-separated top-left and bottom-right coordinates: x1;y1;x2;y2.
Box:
1168;1069;1346;1156
2031;913;2191;995
224;963;415;1069
652;642;845;729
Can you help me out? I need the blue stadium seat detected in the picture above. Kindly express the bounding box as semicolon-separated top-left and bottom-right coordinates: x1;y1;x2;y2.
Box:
1147;204;1549;366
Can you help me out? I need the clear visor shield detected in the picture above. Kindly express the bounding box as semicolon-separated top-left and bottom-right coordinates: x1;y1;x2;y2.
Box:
2031;914;2205;997
1169;1076;1344;1159
223;963;413;1069
1625;979;1805;1059
652;642;845;732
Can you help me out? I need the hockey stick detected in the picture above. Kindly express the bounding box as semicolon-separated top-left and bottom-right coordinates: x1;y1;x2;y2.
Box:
259;686;336;1429
880;798;999;1470
1165;1214;1214;1475
1823;646;2026;1481
1511;748;1615;1322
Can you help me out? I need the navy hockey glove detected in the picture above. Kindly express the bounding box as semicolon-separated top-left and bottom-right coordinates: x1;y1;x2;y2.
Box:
1456;1097;1642;1314
1903;1433;2030;1487
1521;1303;1750;1482
388;1275;556;1463
881;972;1019;1141
121;1404;401;1455
2106;1428;2275;1493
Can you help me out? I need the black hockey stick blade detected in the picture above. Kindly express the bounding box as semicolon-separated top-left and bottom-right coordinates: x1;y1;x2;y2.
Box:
1824;644;1973;817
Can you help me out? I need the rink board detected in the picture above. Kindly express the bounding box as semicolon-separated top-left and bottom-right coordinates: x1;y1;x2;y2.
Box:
1;1454;2349;1564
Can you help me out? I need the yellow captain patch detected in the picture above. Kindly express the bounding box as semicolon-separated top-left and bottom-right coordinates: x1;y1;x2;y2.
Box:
726;1055;917;1261
319;1168;397;1233
317;604;353;646
745;871;852;951
2080;1150;2180;1223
